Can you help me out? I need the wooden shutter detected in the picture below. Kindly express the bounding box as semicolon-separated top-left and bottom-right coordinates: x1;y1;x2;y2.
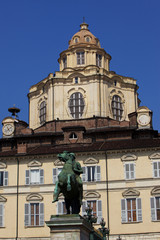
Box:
153;162;158;177
125;164;129;179
130;163;135;179
39;203;44;226
121;199;127;223
95;166;101;181
82;167;86;182
0;204;4;227
53;168;58;184
39;169;44;184
4;171;8;186
97;200;102;224
25;170;30;185
24;203;30;226
136;198;142;222
82;201;87;216
150;197;156;221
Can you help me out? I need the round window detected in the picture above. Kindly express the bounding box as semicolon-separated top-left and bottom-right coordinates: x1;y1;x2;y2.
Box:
68;92;85;119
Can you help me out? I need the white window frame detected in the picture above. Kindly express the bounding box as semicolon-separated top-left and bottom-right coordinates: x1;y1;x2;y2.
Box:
0;171;8;186
121;198;142;223
82;166;101;182
24;202;44;227
96;54;102;67
0;203;4;227
77;52;85;65
152;161;160;178
25;169;44;185
124;162;135;180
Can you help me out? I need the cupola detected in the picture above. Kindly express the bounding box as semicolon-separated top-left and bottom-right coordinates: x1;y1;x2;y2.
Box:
68;22;101;48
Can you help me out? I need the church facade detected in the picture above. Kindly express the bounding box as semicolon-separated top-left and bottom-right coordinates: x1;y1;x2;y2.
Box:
0;22;160;240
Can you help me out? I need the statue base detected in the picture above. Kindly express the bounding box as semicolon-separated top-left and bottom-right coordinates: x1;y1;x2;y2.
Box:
46;214;93;240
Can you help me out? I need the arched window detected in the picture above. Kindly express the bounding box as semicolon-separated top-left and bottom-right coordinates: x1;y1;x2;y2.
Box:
39;101;46;124
112;95;123;121
68;92;85;119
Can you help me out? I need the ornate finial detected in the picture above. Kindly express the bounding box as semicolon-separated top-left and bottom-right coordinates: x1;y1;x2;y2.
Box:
83;17;85;23
83;204;97;226
99;218;109;239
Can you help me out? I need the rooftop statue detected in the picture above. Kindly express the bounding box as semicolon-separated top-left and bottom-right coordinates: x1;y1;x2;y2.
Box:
52;151;83;214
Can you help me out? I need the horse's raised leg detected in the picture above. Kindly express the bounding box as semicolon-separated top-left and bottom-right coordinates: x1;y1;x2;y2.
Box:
52;181;60;203
67;174;71;191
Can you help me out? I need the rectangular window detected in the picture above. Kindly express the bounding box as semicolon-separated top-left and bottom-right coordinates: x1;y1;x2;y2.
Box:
63;57;67;68
121;198;142;223
53;168;63;184
150;197;160;221
125;163;135;180
96;54;102;67
82;200;102;224
0;204;4;227
25;169;44;185
0;171;8;186
75;77;78;84
153;162;160;178
82;166;101;182
25;203;44;226
77;52;85;65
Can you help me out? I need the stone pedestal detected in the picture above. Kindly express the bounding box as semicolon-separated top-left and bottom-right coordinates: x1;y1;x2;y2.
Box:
46;214;93;240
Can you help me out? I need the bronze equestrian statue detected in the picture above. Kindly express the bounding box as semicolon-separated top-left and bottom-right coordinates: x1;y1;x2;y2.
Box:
52;151;83;214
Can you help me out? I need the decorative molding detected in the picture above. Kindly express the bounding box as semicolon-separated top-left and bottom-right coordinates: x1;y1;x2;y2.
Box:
0;195;7;202
122;188;140;198
27;160;42;168
149;152;160;160
151;187;160;196
54;159;64;166
26;193;43;202
83;157;99;165
84;191;101;200
0;162;7;169
121;154;137;162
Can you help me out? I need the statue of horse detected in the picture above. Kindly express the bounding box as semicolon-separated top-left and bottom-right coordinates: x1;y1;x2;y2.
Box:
52;151;83;214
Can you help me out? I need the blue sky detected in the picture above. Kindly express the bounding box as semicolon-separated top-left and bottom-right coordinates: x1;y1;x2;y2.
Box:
0;0;159;136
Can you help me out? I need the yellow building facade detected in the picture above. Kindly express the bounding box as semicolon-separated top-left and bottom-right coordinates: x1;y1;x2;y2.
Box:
0;22;160;240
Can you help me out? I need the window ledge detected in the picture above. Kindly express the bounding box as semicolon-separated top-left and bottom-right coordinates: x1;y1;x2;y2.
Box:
122;221;142;224
125;179;135;182
25;225;44;228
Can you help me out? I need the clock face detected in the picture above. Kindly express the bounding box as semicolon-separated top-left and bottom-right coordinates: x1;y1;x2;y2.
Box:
3;124;14;136
137;114;150;126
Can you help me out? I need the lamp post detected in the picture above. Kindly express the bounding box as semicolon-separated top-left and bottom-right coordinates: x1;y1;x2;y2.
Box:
99;218;109;240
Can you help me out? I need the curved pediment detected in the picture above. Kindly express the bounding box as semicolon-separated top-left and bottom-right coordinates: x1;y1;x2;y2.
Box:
122;188;140;198
83;157;99;165
26;193;43;202
149;152;160;160
28;160;42;167
151;187;160;196
84;191;101;200
0;195;7;202
0;162;7;169
121;154;137;162
54;159;64;166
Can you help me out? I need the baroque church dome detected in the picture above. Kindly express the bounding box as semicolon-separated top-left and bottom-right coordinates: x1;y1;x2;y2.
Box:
68;22;101;48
